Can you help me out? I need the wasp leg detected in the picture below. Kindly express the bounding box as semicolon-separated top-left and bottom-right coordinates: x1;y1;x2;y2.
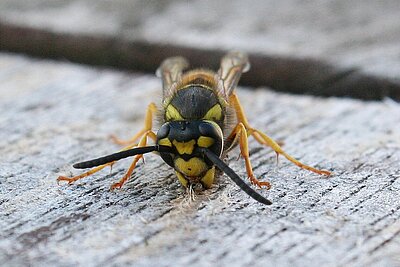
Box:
110;130;157;190
227;122;271;189
229;93;331;176
58;164;114;184
110;102;158;146
57;143;139;184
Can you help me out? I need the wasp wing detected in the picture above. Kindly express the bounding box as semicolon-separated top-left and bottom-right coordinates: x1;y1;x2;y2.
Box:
156;56;189;103
217;52;250;98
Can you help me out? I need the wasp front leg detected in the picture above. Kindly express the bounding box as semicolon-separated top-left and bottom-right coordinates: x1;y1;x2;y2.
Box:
227;123;271;189
110;130;157;189
229;93;331;176
110;102;158;146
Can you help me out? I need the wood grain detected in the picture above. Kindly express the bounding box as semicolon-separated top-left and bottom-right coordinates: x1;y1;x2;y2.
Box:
1;53;399;266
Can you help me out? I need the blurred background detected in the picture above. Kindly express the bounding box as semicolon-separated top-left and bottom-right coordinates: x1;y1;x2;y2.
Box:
1;0;400;100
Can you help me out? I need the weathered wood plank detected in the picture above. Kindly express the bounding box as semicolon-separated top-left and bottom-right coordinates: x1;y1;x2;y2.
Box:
1;0;400;100
1;53;399;266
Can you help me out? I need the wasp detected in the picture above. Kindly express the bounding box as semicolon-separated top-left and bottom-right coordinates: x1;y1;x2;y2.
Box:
57;52;331;205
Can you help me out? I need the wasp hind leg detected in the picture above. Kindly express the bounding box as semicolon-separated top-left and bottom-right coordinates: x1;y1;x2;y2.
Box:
57;164;113;184
58;103;158;186
250;129;331;175
110;130;157;190
229;93;331;176
110;102;158;146
57;142;138;184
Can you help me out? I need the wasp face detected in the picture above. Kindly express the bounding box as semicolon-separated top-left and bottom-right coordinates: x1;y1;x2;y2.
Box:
156;120;223;188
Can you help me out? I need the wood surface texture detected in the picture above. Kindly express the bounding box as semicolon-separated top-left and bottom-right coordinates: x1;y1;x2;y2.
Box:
1;53;399;267
1;1;400;266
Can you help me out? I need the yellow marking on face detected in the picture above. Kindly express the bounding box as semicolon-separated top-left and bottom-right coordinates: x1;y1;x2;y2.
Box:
158;138;172;147
165;104;184;121
175;157;208;177
197;136;214;148
175;171;188;187
172;139;196;155
202;104;223;121
201;167;215;189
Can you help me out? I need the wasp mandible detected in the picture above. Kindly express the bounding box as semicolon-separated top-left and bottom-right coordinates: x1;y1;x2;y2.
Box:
58;52;331;205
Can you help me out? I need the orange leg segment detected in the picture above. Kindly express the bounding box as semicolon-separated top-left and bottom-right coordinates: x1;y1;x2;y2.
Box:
229;93;331;177
57;142;139;184
110;130;156;190
57;131;157;187
110;102;158;146
228;123;271;189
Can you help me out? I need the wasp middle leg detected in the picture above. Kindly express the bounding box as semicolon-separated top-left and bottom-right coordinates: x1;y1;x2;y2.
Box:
226;123;271;189
110;130;157;189
110;102;158;146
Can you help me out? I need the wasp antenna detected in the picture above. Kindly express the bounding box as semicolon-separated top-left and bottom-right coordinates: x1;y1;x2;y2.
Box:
201;148;272;205
73;145;174;169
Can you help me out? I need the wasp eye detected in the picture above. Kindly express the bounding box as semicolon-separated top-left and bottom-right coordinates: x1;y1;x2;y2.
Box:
157;123;170;139
198;122;219;138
